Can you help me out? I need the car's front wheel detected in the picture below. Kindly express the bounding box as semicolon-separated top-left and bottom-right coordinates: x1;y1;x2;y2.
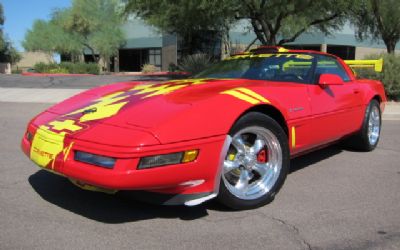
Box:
348;99;382;152
217;112;290;210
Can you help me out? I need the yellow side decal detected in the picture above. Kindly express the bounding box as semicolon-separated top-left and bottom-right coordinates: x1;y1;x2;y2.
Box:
222;90;260;104
291;126;296;149
236;88;270;103
221;88;270;104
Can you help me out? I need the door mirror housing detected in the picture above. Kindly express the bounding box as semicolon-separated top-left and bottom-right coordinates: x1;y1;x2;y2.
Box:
318;73;344;87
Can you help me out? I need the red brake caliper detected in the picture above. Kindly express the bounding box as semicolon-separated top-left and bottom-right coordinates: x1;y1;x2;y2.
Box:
257;148;268;163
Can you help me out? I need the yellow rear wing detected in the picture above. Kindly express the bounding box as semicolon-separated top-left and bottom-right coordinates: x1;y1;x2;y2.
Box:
344;58;383;73
282;59;384;73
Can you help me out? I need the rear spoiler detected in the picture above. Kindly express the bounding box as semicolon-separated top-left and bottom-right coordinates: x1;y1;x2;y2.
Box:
282;58;384;73
344;58;383;73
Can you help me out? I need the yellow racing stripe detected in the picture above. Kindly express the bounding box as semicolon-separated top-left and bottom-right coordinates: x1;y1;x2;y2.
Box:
221;89;260;104
63;142;74;162
221;88;270;104
236;88;271;103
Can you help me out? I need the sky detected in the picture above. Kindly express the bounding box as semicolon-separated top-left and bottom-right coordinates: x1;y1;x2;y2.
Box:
1;0;71;51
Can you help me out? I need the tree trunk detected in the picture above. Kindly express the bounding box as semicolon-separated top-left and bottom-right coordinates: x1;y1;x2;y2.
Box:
267;35;277;46
105;56;111;73
384;39;396;54
220;23;231;59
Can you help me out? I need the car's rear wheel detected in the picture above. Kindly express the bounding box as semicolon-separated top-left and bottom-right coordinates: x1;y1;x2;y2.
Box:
348;99;381;151
217;112;290;210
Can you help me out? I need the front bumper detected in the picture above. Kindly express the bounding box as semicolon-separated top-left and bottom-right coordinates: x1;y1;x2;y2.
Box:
22;124;227;199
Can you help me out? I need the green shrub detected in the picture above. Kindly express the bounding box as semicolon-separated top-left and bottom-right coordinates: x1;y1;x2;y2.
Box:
48;68;69;74
168;63;178;72
33;62;100;75
355;53;400;101
11;68;22;74
178;53;214;74
141;64;158;73
34;62;57;73
59;62;100;75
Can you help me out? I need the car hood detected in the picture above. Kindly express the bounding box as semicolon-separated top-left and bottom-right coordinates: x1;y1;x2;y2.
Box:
47;78;249;125
44;78;280;144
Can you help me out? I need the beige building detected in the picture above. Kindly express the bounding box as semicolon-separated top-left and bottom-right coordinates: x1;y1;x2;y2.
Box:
15;51;54;72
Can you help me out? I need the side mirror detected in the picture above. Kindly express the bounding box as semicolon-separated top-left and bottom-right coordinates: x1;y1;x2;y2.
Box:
318;73;344;87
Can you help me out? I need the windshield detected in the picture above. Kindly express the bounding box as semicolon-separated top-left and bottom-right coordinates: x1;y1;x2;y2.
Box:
195;53;316;83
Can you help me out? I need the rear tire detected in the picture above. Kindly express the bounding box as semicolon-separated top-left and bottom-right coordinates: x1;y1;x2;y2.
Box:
217;112;290;210
348;99;381;151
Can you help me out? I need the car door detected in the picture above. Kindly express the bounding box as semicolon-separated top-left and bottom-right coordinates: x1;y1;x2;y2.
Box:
308;55;364;146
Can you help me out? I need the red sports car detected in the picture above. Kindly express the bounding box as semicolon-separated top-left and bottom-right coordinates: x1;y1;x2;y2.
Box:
21;47;386;209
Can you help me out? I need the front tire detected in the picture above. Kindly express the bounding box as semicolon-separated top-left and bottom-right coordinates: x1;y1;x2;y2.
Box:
349;99;382;152
217;112;290;210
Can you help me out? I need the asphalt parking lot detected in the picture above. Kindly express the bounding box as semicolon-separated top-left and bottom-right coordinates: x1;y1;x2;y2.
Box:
0;76;399;250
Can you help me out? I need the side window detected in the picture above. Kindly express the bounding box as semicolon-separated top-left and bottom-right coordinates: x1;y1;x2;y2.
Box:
315;56;350;82
280;57;314;84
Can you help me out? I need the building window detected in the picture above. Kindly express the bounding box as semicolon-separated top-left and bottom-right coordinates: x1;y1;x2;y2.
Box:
149;49;161;67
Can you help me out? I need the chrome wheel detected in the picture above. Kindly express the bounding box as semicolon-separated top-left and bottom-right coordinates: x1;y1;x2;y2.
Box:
222;126;282;200
368;105;380;145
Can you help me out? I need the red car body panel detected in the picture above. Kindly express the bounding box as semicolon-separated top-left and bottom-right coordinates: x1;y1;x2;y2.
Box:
21;48;387;203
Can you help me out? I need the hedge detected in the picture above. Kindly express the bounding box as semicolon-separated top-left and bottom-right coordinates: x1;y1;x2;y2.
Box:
354;53;400;101
34;62;100;75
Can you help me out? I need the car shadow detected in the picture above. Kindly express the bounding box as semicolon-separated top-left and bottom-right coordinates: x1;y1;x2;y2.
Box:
28;145;343;223
289;144;343;174
28;170;211;223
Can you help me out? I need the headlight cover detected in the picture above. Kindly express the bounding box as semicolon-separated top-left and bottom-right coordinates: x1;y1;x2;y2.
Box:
74;151;116;169
138;150;199;169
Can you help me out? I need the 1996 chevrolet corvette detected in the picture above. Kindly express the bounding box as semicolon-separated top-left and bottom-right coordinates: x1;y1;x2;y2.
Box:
21;47;386;209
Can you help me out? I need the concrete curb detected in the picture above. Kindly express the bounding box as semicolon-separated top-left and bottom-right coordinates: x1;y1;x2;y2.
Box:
21;72;95;77
383;102;400;120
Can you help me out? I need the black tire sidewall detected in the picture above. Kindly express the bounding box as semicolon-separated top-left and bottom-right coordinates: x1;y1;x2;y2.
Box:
217;112;290;210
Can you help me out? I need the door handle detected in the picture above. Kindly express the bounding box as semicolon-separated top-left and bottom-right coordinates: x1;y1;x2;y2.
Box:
353;88;360;94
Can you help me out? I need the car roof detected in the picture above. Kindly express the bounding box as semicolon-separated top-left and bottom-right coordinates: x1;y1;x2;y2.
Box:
230;46;356;81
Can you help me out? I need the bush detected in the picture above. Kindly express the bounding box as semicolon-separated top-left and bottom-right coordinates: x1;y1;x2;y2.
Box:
11;68;22;74
33;62;100;75
168;63;178;72
178;53;214;74
48;68;69;74
355;53;400;101
34;62;57;73
141;64;158;73
60;62;100;75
